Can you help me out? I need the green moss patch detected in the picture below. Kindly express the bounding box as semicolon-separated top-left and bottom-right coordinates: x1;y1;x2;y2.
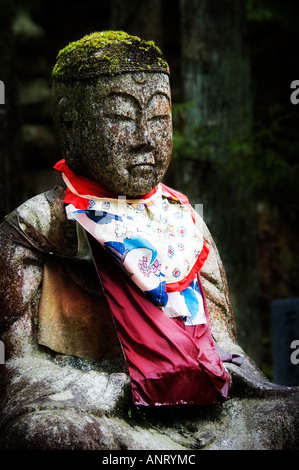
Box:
52;31;170;80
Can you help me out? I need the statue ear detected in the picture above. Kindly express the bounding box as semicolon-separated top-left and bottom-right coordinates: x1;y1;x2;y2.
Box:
52;94;77;157
55;96;78;131
61;108;79;129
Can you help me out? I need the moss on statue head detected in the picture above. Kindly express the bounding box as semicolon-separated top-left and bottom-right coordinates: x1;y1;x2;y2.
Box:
52;30;170;81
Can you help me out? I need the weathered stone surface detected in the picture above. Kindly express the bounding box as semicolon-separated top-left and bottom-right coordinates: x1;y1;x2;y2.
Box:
0;339;298;450
1;31;299;451
1;188;299;450
52;73;172;197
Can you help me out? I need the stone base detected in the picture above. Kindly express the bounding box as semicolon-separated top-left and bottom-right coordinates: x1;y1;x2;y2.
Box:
0;347;298;450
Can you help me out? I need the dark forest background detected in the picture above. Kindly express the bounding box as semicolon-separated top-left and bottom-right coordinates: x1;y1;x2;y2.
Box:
0;0;299;380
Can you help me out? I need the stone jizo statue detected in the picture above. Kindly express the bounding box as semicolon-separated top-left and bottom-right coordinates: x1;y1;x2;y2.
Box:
0;31;298;450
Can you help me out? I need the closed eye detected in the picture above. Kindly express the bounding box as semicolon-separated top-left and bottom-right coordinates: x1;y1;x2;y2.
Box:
148;114;170;121
104;113;135;122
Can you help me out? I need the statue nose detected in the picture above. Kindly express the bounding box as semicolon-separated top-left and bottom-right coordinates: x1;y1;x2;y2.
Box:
134;114;153;149
130;115;155;166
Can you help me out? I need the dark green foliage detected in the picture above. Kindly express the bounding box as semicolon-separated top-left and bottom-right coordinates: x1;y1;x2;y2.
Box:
228;105;299;224
172;102;217;164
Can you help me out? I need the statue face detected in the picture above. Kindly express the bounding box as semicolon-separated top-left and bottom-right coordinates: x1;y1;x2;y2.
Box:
58;73;173;197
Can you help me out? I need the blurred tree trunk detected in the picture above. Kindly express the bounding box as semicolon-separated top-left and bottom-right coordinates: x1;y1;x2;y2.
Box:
109;0;163;45
179;0;261;363
0;2;22;222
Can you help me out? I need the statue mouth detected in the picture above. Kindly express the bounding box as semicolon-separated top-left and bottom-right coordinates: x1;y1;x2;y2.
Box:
131;163;154;168
129;163;154;176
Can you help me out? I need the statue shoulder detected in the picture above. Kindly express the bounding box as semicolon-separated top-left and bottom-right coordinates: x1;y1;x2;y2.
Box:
0;185;75;256
15;185;66;234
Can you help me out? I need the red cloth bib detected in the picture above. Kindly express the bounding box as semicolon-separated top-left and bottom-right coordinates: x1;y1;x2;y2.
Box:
55;159;230;406
88;235;230;406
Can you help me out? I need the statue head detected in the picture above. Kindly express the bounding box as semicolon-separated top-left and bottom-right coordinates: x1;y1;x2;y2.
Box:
51;31;172;197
